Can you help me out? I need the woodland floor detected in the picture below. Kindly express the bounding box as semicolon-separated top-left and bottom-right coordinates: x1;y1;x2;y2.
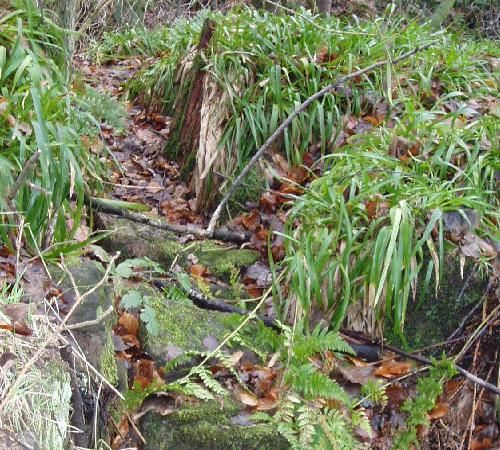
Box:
1;54;496;449
63;54;500;449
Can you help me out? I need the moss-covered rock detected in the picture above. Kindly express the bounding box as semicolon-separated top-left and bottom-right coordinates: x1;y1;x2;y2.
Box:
95;212;259;279
49;259;118;383
387;253;489;350
137;285;236;365
140;400;289;450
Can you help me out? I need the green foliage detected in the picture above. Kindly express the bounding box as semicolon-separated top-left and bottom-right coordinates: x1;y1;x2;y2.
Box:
87;26;171;63
360;379;388;407
292;326;355;362
223;316;285;354
120;9;498;334
115;257;164;279
125;14;207;111
236;322;367;447
72;84;127;136
139;303;160;336
113;258;165;336
121;290;143;308
285;364;350;403
394;357;457;448
285;103;498;332
0;2;107;249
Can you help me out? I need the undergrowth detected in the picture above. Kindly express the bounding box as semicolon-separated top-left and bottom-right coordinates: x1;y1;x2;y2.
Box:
117;6;499;333
0;1;109;250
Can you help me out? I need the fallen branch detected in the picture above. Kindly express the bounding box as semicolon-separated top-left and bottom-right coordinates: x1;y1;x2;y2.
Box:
153;279;380;360
86;195;250;244
343;331;500;396
206;42;435;235
152;279;277;328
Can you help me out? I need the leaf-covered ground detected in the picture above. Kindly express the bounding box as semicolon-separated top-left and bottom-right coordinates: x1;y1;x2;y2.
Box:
1;5;499;450
63;35;499;447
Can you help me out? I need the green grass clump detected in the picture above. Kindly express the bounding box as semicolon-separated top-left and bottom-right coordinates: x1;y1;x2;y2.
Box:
87;26;171;63
0;1;107;249
127;8;497;172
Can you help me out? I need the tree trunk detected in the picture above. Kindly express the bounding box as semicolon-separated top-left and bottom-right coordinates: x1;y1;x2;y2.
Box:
316;0;332;15
430;0;456;29
56;0;80;60
167;19;216;168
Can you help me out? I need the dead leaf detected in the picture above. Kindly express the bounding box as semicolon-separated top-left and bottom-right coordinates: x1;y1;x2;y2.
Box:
0;304;32;336
470;438;494;450
337;364;375;385
118;312;139;336
237;389;259;407
427;402;449;420
190;264;207;277
241;210;261;231
228;350;244;366
2;303;29;323
257;396;278;411
374;360;413;379
388;135;420;161
133;396;176;421
0;352;16;373
259;192;277;212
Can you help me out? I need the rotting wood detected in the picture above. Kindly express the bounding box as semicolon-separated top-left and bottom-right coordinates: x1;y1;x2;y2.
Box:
168;18;216;169
86;195;250;243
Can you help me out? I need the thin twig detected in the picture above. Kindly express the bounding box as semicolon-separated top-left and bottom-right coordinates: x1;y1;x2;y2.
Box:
206;42;435;234
177;273;285;385
64;305;114;330
345;334;500;396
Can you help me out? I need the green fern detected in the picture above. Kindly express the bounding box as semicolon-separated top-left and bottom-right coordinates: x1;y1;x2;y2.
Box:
293;327;355;362
286;364;350;404
394;357;457;448
314;409;357;450
360;379;388;406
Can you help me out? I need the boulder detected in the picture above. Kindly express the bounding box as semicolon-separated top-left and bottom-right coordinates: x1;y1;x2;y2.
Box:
95;212;259;280
140;400;289;450
136;284;236;366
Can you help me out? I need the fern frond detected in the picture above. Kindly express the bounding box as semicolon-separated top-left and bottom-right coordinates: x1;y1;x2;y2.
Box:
359;379;388;406
179;381;215;400
277;422;301;450
197;368;228;396
293;329;354;362
351;408;372;439
286;364;350;404
297;404;317;448
315;409;357;450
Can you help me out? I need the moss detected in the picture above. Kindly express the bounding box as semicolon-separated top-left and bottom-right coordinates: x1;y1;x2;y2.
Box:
100;322;119;386
192;241;259;280
141;400;289;450
139;287;236;365
387;254;488;350
97;213;259;280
